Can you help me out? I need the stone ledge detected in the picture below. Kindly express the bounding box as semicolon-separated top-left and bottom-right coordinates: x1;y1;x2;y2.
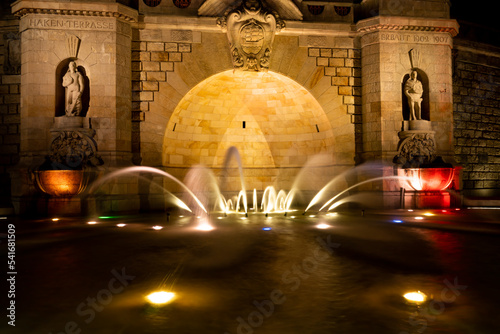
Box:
12;0;139;22
356;16;459;37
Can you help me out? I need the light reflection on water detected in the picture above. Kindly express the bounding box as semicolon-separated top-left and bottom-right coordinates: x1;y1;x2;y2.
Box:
6;213;500;334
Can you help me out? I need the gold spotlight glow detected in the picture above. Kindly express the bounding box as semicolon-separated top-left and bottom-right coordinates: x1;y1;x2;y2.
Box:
87;221;97;225
116;223;126;227
52;218;60;222
316;223;330;229
152;225;163;230
146;291;176;305
403;291;427;305
194;222;215;231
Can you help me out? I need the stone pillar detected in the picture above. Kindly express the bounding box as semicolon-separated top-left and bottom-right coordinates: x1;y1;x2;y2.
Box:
10;0;138;214
357;16;459;163
356;15;458;207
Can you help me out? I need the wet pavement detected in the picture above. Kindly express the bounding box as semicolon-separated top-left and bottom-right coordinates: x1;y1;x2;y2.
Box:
1;208;500;334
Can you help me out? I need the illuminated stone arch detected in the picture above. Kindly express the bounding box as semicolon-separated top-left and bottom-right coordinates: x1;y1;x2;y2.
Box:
161;70;336;189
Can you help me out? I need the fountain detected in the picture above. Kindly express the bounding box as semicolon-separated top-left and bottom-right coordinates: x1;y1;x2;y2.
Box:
83;146;459;225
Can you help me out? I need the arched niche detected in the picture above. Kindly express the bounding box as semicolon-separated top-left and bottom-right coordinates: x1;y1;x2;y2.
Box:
401;68;429;121
55;58;90;117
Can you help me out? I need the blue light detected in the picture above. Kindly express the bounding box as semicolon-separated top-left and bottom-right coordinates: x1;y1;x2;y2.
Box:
262;227;272;231
392;220;403;223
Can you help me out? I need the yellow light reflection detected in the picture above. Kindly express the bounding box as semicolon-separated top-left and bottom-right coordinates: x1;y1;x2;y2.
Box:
194;222;215;231
52;218;60;222
116;223;126;227
152;225;163;230
146;291;176;305
87;221;97;225
316;223;330;229
403;291;427;305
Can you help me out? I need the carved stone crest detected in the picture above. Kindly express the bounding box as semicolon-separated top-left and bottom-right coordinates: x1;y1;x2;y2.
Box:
394;131;436;167
217;0;284;71
49;130;102;169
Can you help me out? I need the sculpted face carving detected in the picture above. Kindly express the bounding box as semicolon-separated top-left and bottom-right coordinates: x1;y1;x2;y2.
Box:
218;0;284;71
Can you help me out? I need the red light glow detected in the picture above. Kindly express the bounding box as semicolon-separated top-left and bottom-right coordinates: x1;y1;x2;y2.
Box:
399;168;455;191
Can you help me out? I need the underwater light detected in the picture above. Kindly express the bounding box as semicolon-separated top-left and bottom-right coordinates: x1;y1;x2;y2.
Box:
392;220;403;223
326;212;338;217
316;223;330;229
87;221;97;225
290;216;296;219
195;222;214;231
52;218;60;222
309;215;316;218
415;217;424;220
423;212;434;216
116;223;126;227
146;291;176;305
403;291;427;305
152;225;163;230
262;227;272;231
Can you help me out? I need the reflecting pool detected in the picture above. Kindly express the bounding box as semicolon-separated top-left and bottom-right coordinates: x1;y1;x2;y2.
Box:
2;209;500;334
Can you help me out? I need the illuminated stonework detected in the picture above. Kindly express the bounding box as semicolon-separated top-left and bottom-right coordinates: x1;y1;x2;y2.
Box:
217;0;284;71
163;70;334;168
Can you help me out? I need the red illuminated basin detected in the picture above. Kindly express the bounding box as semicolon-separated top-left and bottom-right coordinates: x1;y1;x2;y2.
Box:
35;170;88;197
398;168;455;191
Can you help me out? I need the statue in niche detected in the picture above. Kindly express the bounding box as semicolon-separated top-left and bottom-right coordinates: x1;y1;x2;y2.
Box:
404;70;423;120
62;61;85;116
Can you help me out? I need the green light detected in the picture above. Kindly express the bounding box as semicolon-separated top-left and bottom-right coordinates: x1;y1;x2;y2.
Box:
98;216;118;219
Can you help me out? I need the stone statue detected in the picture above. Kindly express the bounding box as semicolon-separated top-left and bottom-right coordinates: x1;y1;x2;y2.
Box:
62;61;84;116
404;70;423;120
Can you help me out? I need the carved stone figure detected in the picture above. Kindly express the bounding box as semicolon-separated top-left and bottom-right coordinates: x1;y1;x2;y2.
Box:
62;61;85;116
404;70;423;120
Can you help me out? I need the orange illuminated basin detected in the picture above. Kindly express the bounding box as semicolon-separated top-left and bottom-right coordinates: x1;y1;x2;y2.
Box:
34;170;88;197
398;168;455;191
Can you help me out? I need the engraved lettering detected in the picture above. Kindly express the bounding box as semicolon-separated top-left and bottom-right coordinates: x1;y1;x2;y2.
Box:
27;17;114;30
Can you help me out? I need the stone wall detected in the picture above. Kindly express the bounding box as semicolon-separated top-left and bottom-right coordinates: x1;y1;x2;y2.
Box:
453;41;500;197
0;13;20;207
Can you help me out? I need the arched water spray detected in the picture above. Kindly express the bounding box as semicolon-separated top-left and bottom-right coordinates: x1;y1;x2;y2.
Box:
319;176;413;211
305;161;396;212
261;186;277;213
283;154;334;213
252;189;258;212
87;166;207;214
220;146;248;214
276;190;288;211
183;165;224;217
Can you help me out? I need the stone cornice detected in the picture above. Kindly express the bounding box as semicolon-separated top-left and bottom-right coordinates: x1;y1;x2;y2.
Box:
356;16;459;37
11;0;138;22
